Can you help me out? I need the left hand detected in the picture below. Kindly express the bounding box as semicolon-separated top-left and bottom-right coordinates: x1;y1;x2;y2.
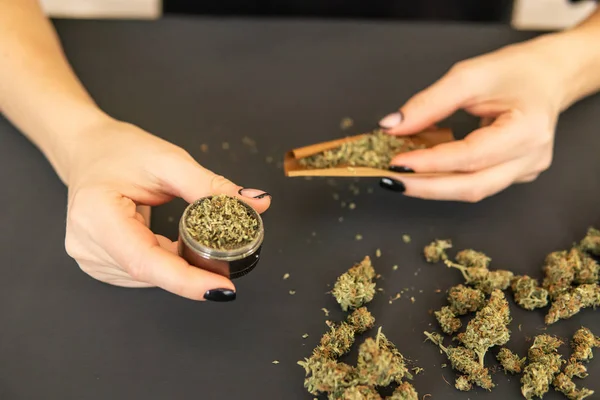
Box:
378;33;577;202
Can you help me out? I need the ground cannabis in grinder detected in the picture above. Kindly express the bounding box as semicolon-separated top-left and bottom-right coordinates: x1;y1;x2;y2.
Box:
184;194;259;250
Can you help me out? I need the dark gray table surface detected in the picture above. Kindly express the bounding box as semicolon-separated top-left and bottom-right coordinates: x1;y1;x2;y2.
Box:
1;16;600;400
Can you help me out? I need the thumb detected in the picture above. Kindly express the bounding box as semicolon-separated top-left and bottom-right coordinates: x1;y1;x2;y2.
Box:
379;66;476;135
157;156;272;214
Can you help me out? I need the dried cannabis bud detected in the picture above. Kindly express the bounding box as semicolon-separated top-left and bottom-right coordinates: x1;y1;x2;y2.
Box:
346;307;376;334
424;331;494;390
184;194;259;250
521;334;565;400
542;250;575;300
423;239;452;263
564;358;588;379
387;382;419;400
297;129;426;170
298;355;356;396
434;306;461;335
447;284;486;315
317;321;357;359
332;256;376;311
545;284;600;325
455;375;472;391
333;385;381;400
510;275;549;310
571;327;600;362
455;249;491;269
570;247;600;285
356;328;411;387
553;372;595;400
580;227;600;256
457;289;511;367
496;347;526;374
444;260;513;294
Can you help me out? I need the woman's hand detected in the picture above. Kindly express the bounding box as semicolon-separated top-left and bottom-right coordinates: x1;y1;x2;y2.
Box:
63;117;271;301
378;31;595;202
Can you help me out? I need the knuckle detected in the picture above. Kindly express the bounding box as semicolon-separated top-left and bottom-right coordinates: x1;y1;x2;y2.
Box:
209;173;233;193
460;187;487;203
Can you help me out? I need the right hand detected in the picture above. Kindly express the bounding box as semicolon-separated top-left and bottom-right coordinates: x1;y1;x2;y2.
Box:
63;117;271;301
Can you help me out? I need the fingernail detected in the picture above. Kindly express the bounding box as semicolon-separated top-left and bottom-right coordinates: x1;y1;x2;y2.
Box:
238;188;272;200
388;166;415;173
379;177;406;193
379;111;404;129
204;288;236;302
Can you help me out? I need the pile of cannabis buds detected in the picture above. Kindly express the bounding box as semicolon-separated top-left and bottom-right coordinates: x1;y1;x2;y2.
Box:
298;227;600;399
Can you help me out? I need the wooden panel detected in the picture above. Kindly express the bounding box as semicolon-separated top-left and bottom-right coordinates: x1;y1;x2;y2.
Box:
39;0;162;19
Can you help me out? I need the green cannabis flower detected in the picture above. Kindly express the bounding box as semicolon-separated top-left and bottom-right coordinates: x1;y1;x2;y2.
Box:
569;247;600;285
521;334;565;400
510;275;549;310
542;250;575;300
496;347;526;374
332;385;381;400
317;322;357;359
455;249;491;269
571;327;600;362
444;260;513;294
553;372;595;400
564;358;588;379
346;307;376;334
423;239;452;263
454;375;472;391
387;382;419;400
356;328;410;387
298;355;356;396
580;227;600;256
434;306;461;335
447;284;486;315
545;284;600;325
458;289;511;367
332;256;377;311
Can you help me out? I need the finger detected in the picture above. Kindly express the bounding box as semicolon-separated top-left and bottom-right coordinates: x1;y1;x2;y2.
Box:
78;260;154;288
379;66;479;135
156;157;271;214
385;155;537;202
389;111;531;173
96;192;236;301
136;205;151;228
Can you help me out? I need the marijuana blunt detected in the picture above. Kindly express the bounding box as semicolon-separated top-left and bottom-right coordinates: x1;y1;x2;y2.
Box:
545;284;600;325
434;306;461;335
553;372;595;400
297;129;426;170
423;239;452;263
521;334;565;400
444;260;513;294
184;194;259;250
496;347;526;374
332;256;376;311
387;382;419;400
457;289;511;367
580;227;600;256
571;327;600;362
542;250;575;300
510;275;549;310
455;249;491;269
424;331;494;390
447;284;486;315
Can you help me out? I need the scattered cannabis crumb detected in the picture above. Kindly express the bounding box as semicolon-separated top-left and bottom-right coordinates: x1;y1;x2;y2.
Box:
297;129;426;169
340;117;354;130
410;297;415;304
389;293;401;304
265;156;273;164
331;256;376;311
402;234;411;244
367;187;374;194
167;216;175;223
283;273;290;280
333;193;340;201
302;334;309;339
184;194;259;250
375;249;382;258
341;201;347;208
272;360;280;364
200;144;209;153
289;290;296;295
423;239;452;263
349;202;356;210
392;265;398;271
356;234;363;241
321;308;330;317
338;217;344;223
222;142;230;150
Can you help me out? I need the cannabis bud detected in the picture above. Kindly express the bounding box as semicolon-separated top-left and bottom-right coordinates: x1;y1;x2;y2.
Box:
447;284;486;315
564;358;588;379
334;385;381;400
542;250;575;300
387;382;419;400
521;334;565;400
553;372;594;400
423;239;452;263
455;249;491;269
434;306;461;335
444;260;513;294
571;327;600;362
569;247;600;285
356;328;410;387
510;275;549;310
545;284;600;325
496;347;526;374
332;256;377;311
346;307;376;334
580;227;600;256
298;355;356;396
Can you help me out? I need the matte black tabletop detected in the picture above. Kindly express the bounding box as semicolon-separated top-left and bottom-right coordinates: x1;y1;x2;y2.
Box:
1;16;599;400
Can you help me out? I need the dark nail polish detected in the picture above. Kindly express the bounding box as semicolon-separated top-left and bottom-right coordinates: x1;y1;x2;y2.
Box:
379;178;406;193
388;166;415;173
204;288;236;302
238;188;272;200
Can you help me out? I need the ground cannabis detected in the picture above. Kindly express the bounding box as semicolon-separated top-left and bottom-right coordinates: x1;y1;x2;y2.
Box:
297;129;425;170
424;332;494;390
434;306;461;335
580;227;600;256
184;194;259;250
496;347;526;374
511;275;549;310
423;239;452;263
521;334;565;399
332;256;376;311
545;284;600;324
571;327;600;362
553;372;594;400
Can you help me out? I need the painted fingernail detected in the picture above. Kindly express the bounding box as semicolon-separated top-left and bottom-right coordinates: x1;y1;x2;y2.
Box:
388;166;415;173
379;111;404;128
204;288;236;302
379;177;406;193
238;188;272;200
